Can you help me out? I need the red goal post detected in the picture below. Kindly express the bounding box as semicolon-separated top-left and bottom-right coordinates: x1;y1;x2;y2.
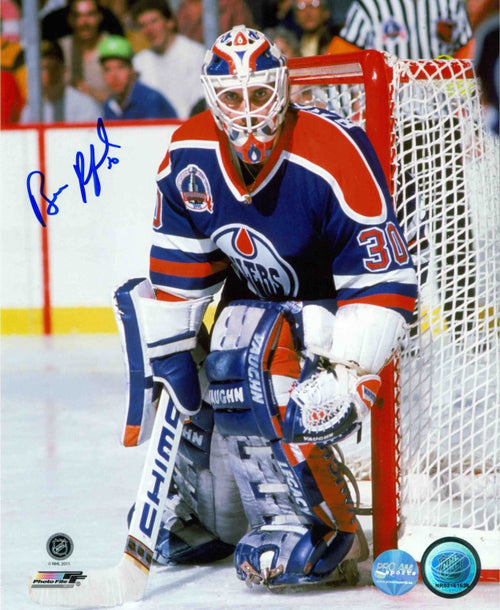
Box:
288;51;500;582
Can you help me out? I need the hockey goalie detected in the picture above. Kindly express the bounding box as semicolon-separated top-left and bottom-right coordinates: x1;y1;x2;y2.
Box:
114;25;418;590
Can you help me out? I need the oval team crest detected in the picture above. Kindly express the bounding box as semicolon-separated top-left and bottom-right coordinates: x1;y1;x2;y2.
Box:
382;18;407;42
213;224;299;298
176;164;213;213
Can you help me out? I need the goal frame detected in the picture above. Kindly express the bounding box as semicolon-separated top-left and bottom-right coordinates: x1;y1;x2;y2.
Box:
288;50;499;582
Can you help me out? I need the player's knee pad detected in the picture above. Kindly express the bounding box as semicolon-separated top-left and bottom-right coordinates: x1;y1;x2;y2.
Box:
234;522;355;587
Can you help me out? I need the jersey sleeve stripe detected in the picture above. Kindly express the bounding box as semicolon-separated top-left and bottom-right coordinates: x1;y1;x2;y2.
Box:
156;290;187;302
152;231;219;254
150;269;226;295
150;244;226;265
338;280;417;301
337;293;416;313
150;257;230;278
151;281;224;301
334;267;417;289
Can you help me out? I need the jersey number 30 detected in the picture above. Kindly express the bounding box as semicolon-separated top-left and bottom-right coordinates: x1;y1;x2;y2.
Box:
358;222;410;271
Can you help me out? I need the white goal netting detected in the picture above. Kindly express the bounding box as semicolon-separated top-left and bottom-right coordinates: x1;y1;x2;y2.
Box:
289;52;500;573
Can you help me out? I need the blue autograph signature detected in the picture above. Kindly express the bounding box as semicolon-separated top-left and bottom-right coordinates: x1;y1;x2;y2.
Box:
27;118;121;227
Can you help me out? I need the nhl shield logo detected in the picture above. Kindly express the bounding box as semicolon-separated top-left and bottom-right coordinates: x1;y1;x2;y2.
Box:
213;224;299;298
176;164;213;213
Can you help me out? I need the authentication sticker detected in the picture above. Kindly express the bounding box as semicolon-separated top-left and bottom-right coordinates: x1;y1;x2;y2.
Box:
372;549;419;595
420;537;481;598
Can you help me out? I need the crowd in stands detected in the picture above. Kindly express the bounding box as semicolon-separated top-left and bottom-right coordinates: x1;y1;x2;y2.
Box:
0;0;498;132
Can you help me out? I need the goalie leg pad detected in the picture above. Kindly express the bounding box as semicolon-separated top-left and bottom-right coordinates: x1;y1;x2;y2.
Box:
235;523;355;587
128;491;237;566
177;402;214;469
153;492;237;565
155;422;248;563
205;299;300;440
145;421;248;565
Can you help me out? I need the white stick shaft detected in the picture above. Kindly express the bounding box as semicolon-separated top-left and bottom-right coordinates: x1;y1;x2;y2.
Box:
125;390;184;568
29;390;184;607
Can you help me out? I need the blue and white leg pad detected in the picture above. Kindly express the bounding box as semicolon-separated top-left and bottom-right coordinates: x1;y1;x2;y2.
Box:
154;405;248;565
205;299;298;440
203;300;359;586
235;523;355;587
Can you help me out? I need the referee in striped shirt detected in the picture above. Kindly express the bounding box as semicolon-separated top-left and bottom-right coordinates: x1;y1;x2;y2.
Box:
328;0;473;59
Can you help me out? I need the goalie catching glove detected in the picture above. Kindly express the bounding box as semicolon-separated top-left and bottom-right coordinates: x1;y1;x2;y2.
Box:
282;302;406;444
283;358;381;444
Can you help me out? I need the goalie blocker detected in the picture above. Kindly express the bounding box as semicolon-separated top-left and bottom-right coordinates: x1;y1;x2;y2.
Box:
112;278;212;446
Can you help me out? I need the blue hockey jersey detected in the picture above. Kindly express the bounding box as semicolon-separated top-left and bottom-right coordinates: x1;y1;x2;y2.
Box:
150;106;417;322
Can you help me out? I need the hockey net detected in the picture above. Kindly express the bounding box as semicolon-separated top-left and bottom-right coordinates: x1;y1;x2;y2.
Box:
288;51;499;581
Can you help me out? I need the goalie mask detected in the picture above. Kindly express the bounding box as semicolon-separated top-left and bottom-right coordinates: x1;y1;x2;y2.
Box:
201;26;289;164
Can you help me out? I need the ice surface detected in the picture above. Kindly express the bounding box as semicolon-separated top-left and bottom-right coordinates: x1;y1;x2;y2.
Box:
1;335;499;609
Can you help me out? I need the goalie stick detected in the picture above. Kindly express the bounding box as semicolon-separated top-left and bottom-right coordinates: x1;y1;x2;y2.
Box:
29;389;184;607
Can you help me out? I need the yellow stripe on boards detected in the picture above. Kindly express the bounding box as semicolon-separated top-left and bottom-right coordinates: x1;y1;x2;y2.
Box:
2;304;218;335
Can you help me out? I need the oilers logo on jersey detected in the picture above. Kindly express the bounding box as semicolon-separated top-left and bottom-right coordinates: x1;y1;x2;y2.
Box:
175;164;213;213
213;224;299;298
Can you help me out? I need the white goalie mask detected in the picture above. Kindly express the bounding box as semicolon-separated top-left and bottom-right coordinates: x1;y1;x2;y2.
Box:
201;25;289;164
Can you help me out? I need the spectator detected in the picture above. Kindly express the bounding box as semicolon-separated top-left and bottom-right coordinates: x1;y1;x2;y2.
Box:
1;0;21;42
20;39;101;123
264;25;300;58
176;0;255;44
256;0;303;38
1;35;27;104
324;0;351;29
1;69;23;125
131;0;206;119
264;25;325;106
42;0;124;40
252;0;350;34
98;34;178;119
293;0;339;56
245;0;279;30
99;0;150;52
467;0;499;30
57;0;113;104
327;0;473;59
